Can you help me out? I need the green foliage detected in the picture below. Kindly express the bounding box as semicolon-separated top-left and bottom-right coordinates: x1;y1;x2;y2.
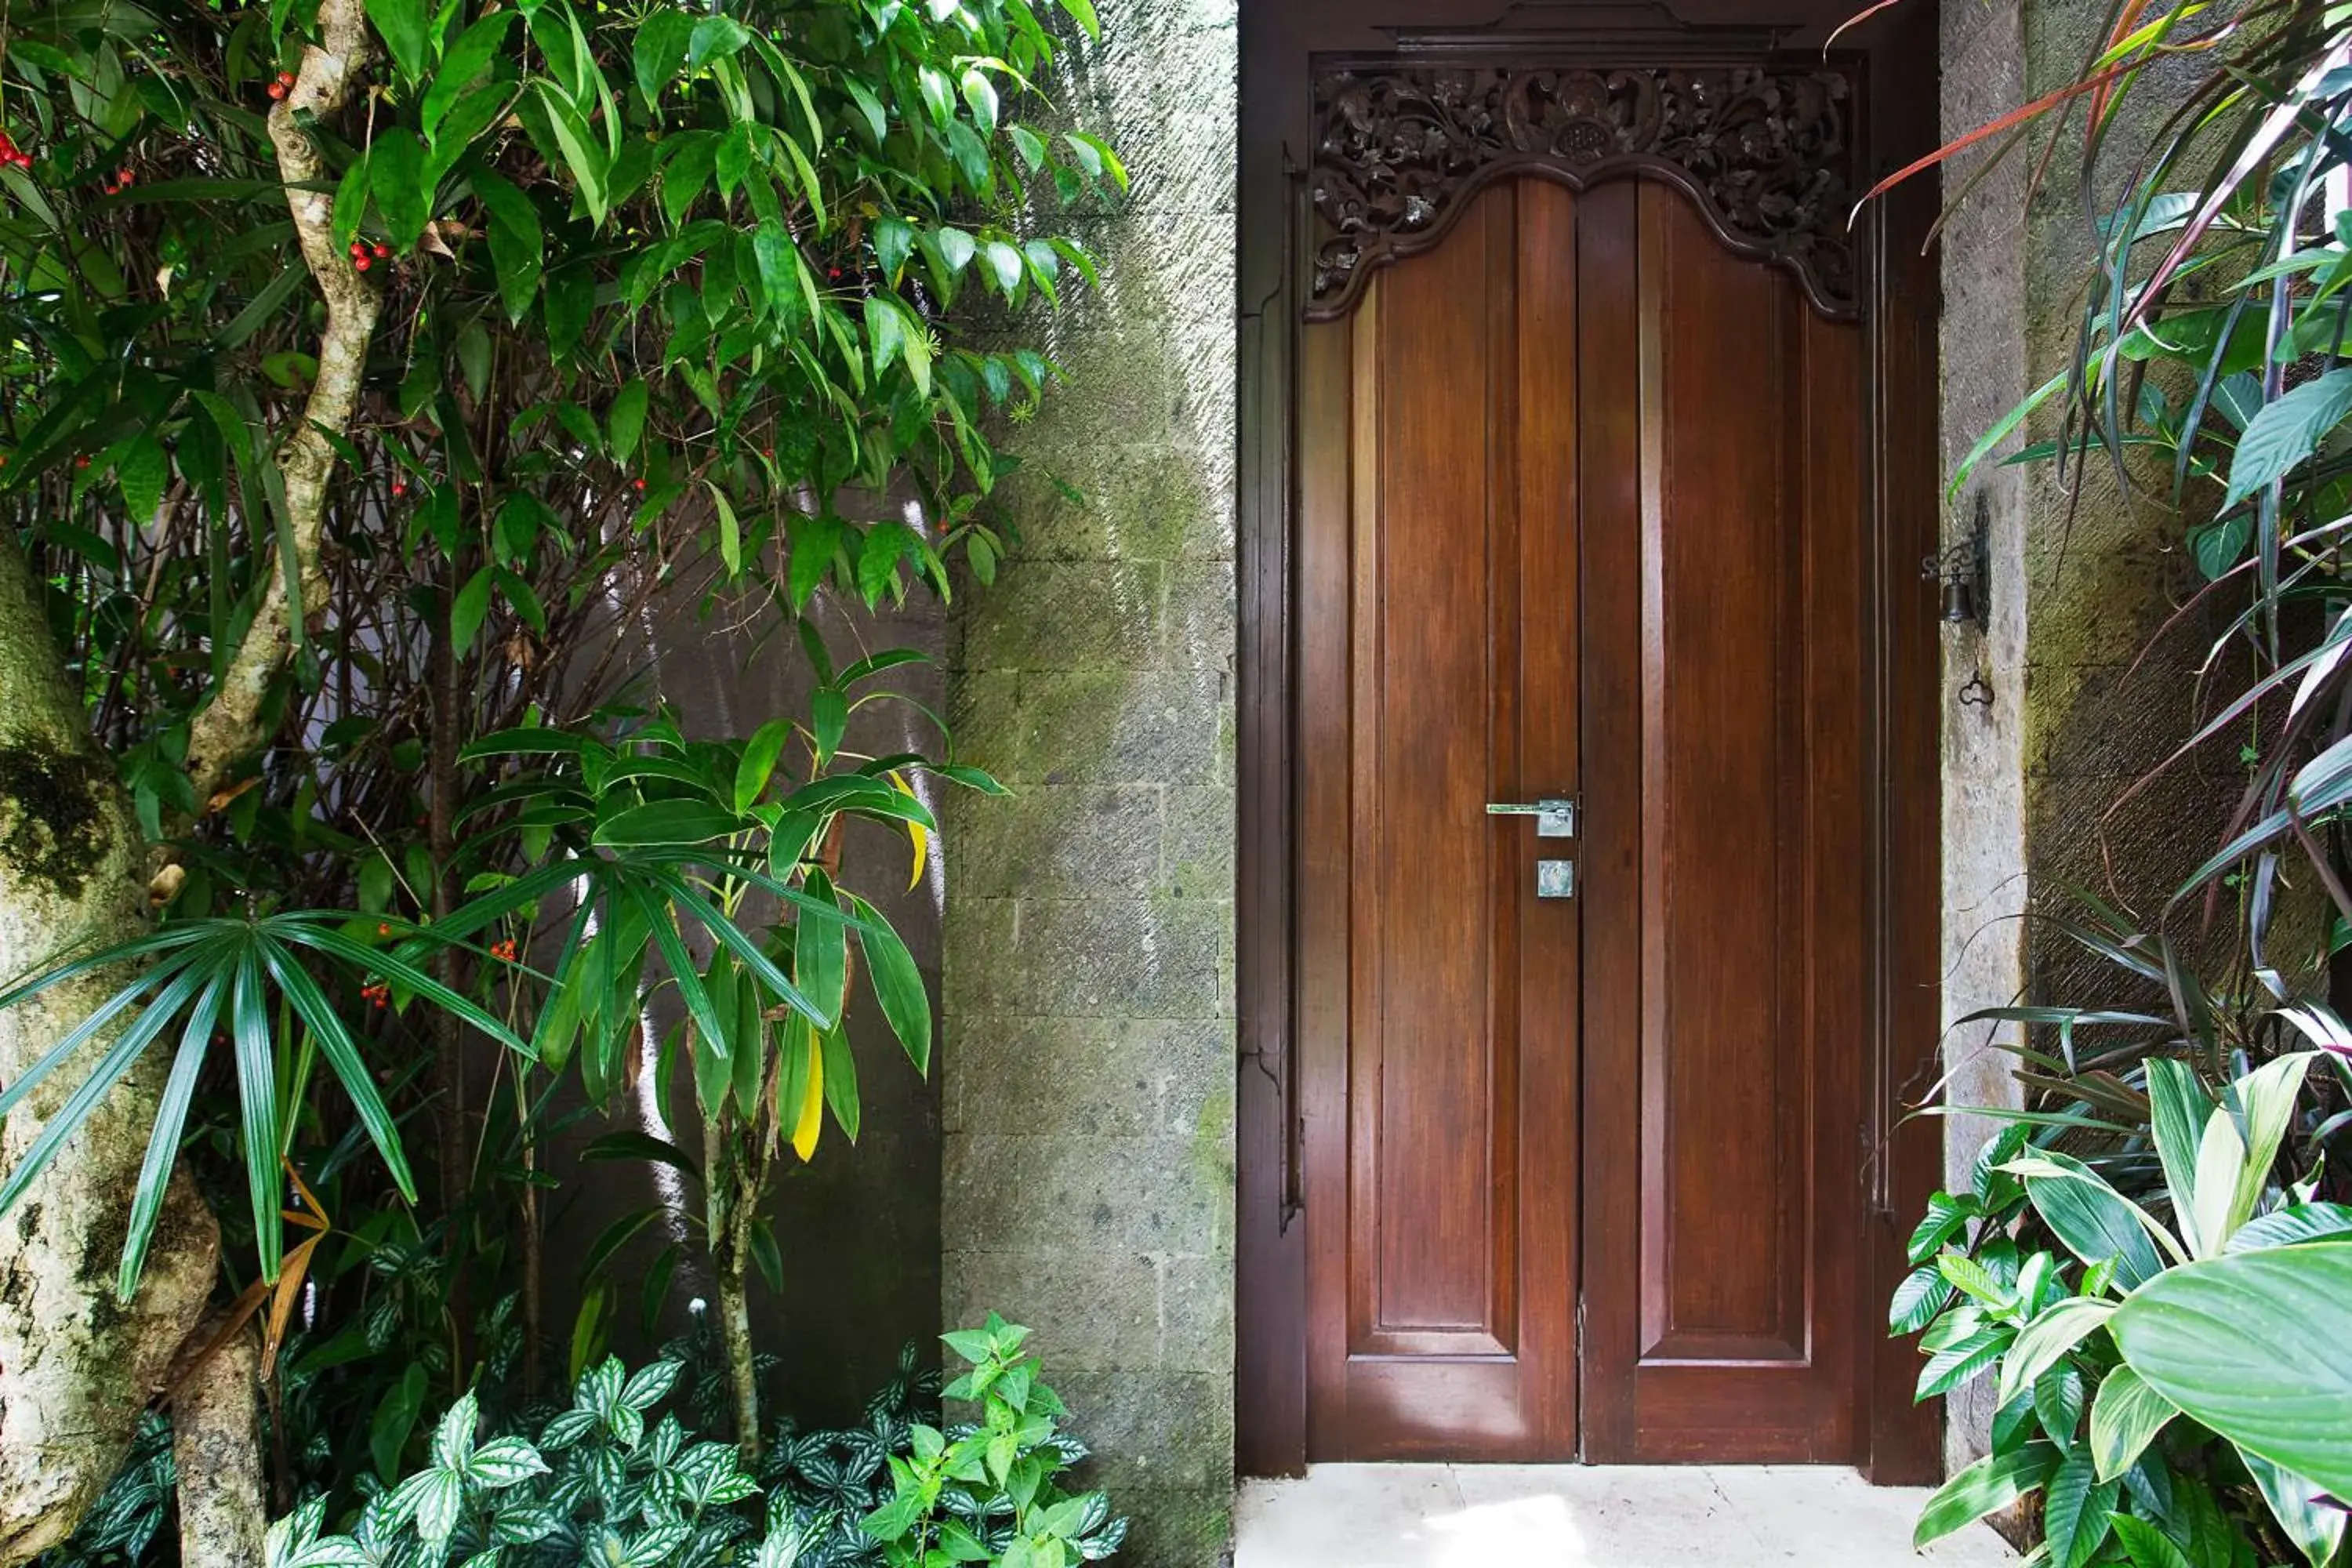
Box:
262;1321;1120;1568
858;1314;1124;1568
1902;1054;2349;1565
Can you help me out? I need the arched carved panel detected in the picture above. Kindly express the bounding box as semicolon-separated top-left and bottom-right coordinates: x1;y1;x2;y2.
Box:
1308;64;1859;321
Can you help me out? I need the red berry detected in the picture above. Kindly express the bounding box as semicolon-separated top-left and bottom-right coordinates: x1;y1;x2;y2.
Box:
390;480;408;496
278;71;296;85
116;169;131;186
630;477;647;492
372;243;389;259
74;454;89;470
267;81;287;100
354;255;371;271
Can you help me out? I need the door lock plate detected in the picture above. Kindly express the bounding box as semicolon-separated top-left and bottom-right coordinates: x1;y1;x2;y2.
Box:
1537;859;1576;899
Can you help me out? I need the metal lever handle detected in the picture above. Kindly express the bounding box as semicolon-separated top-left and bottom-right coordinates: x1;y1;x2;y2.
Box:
1485;798;1577;838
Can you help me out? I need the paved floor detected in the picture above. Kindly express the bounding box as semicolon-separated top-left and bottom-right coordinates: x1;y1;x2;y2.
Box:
1234;1464;2019;1566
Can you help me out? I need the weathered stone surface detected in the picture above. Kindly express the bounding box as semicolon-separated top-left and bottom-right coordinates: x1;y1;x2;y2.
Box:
944;1015;1228;1142
940;2;1239;1563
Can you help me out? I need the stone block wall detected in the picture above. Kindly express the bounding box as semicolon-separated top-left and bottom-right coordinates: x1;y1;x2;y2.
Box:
940;4;1240;1565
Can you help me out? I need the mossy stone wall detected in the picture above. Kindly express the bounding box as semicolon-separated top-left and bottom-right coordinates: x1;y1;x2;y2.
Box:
940;4;1239;1565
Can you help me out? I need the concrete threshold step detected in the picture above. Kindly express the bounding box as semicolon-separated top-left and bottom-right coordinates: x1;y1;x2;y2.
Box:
1233;1463;2020;1567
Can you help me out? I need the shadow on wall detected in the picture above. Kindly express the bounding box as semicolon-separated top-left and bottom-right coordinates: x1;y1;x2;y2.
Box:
535;561;949;1429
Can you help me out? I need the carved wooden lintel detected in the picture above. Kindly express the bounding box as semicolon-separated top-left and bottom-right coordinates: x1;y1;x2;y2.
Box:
1308;63;1859;321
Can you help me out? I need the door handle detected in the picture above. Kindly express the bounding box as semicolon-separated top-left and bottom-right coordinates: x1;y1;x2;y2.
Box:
1485;798;1577;838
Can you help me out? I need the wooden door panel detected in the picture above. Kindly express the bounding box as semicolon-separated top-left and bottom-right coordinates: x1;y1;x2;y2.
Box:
1301;180;1579;1460
1299;172;1866;1465
1582;182;1868;1462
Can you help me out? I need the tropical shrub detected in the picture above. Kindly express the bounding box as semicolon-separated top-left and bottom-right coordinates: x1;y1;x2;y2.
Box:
1905;1056;2348;1565
0;0;1117;1551
1886;0;2352;1558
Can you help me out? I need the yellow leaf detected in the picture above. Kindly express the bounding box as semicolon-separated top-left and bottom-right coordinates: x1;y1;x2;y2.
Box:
789;1026;824;1161
891;770;927;891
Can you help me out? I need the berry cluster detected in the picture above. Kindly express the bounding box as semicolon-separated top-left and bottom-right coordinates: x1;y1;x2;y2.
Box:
266;69;297;102
0;131;31;171
361;980;390;1009
100;165;132;196
347;238;391;273
488;938;519;963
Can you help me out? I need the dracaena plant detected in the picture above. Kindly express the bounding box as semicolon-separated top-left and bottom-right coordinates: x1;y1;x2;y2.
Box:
1904;1049;2352;1567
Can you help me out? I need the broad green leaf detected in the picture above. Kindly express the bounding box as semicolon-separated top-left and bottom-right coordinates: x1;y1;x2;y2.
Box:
1913;1443;2057;1548
2226;367;2352;507
2229;1201;2352;1250
593;801;742;847
452;566;494;653
796;869;846;1025
364;0;431;82
472;169;544;322
117;434;167;524
633;8;692;101
421;12;514;136
1996;1298;2114;1408
2089;1363;2177;1482
2245;1448;2345;1568
608;379;649;463
370;132;431;252
688;14;750;67
848;892;929;1074
2107;1515;2194;1568
2042;1448;2117;1568
2143;1057;2209;1247
2111;1240;2352;1497
2011;1151;2175;1287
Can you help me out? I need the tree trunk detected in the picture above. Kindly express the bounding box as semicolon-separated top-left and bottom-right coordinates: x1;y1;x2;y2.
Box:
172;1328;266;1568
0;537;217;1564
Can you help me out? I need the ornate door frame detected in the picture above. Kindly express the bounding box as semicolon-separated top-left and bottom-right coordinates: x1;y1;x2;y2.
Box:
1233;0;1947;1480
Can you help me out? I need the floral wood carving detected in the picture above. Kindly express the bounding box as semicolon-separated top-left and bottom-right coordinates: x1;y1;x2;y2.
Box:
1309;64;1858;320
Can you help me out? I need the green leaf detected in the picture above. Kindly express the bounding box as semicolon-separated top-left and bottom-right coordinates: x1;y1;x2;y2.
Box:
452;566;494;654
2226;368;2352;507
364;0;431;82
2111;1240;2352;1497
796;869;846;1025
707;481;742;576
2042;1449;2117;1568
2229;1201;2352;1251
733;718;793;815
1913;1443;2057;1548
2108;1515;2195;1568
688;13;750;67
471;167;544;321
633;8;692;102
421;12;514;136
2245;1447;2347;1568
593;801;742;847
534;83;608;223
2014;1151;2172;1287
1997;1298;2114;1408
608;379;649;463
848;893;929;1074
2089;1363;2177;1482
372;1364;427;1483
369;132;431;252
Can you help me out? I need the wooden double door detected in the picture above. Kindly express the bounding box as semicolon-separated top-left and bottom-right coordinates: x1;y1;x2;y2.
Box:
1295;173;1871;1461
